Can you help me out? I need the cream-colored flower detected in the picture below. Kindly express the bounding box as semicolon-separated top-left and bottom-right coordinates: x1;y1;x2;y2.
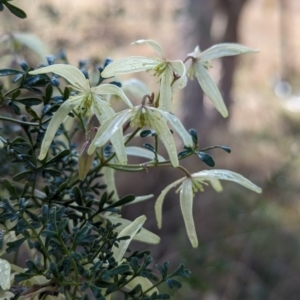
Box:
101;39;186;112
185;43;258;117
88;105;194;167
29;65;133;164
155;169;262;248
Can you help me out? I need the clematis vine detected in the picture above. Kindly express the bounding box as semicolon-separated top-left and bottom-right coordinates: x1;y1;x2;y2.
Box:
101;39;186;112
87;102;194;167
155;169;262;247
185;43;258;118
29;64;133;163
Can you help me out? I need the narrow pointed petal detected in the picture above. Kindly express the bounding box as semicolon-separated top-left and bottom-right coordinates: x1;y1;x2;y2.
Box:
200;43;258;61
169;60;186;79
125;146;165;161
155;109;193;148
101;56;160;78
159;66;173;111
192;169;262;193
122;79;151;99
0;258;11;290
149;111;178;166
210;179;223;192
194;63;228;118
93;84;133;108
180;179;198;248
29;64;89;90
103;166;119;202
155;178;185;228
112;215;147;263
124;276;159;295
110;130;128;164
88;109;133;154
124;194;154;205
39;98;80;160
105;215;160;244
133;39;165;57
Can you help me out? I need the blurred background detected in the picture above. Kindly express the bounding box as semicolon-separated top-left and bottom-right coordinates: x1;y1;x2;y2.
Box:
2;0;300;299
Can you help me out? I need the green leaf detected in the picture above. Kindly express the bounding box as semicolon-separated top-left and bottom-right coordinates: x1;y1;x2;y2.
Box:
3;1;27;18
45;149;70;166
15;97;43;106
25;105;39;119
188;129;198;145
13;171;32;181
140;130;153;138
43;168;62;177
0;69;23;76
105;194;135;209
197;152;215;167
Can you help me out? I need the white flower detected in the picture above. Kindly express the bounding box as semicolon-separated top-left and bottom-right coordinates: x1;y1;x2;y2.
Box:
88;105;194;167
155;169;262;247
185;43;258;117
101;39;186;112
29;64;133;163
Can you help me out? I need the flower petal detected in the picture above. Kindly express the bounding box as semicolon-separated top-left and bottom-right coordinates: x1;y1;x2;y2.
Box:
194;63;228;118
180;179;198;248
88;109;134;154
125;146;165;161
148;110;179;167
159;66;173;111
155;177;185;228
105;215;160;244
124;276;159;295
111;215;147;263
110;130;128;165
122;79;151;99
210;179;223;192
0;258;11;290
192;169;262;193
199;43;258;61
93;84;133;108
133;39;165;57
101;56;160;78
29;64;89;90
39;98;80;160
103;165;119;202
155;109;193;148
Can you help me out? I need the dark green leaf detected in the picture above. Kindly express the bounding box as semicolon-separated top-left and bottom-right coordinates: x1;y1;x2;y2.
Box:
3;1;27;18
45;149;70;165
102;264;131;279
143;143;156;153
0;69;23;76
140;130;152;138
15;97;43;106
105;194;135;209
166;278;182;289
25;105;39;119
6;237;26;253
221;145;231;153
43;168;62;177
177;150;191;159
197;152;215;167
188;128;198;145
2;180;18;199
13;171;31;181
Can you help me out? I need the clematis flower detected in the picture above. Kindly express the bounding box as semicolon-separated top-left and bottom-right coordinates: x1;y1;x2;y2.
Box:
101;39;186;112
185;43;258;118
88;105;194;167
155;169;262;248
29;64;133;163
